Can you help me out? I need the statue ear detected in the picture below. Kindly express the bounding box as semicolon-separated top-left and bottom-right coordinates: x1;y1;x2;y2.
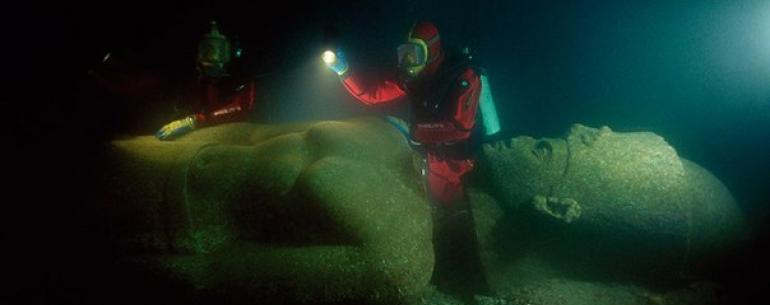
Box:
530;195;582;224
532;140;553;162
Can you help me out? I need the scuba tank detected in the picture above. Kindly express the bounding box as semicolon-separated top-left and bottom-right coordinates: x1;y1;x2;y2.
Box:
458;47;501;138
478;69;501;137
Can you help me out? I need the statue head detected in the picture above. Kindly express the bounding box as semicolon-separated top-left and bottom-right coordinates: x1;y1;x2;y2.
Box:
474;124;748;283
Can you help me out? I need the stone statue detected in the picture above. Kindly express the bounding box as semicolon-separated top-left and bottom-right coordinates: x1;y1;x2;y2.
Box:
470;124;749;292
97;117;434;305
93;119;748;304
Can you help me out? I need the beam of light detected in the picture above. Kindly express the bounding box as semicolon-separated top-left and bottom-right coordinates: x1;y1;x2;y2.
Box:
322;50;336;64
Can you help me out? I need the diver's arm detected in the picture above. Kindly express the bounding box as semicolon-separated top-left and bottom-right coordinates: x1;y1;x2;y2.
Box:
412;68;481;144
324;49;406;105
340;71;407;105
157;80;256;140
195;81;256;127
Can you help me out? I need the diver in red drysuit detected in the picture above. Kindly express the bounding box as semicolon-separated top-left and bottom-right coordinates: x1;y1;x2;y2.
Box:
155;20;256;140
326;21;481;206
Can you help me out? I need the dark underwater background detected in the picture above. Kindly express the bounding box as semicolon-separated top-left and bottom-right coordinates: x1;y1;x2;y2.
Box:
7;0;769;304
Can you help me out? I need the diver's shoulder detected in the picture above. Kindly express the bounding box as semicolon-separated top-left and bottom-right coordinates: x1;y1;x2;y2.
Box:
444;47;483;74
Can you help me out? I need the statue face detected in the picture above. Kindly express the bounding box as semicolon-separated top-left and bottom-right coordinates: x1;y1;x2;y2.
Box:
480;135;569;210
474;124;747;286
479;124;685;213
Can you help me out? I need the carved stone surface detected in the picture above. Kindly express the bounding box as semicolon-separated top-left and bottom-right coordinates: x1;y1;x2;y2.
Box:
98;117;434;305
96;119;748;304
473;124;748;291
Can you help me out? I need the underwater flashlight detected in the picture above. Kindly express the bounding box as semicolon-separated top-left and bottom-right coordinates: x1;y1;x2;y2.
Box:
322;50;336;64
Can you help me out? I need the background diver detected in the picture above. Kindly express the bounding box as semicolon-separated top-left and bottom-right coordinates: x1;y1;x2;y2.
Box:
155;20;257;140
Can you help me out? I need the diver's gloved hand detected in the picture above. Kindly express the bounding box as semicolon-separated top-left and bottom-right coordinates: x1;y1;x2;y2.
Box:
155;116;196;140
324;49;349;76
